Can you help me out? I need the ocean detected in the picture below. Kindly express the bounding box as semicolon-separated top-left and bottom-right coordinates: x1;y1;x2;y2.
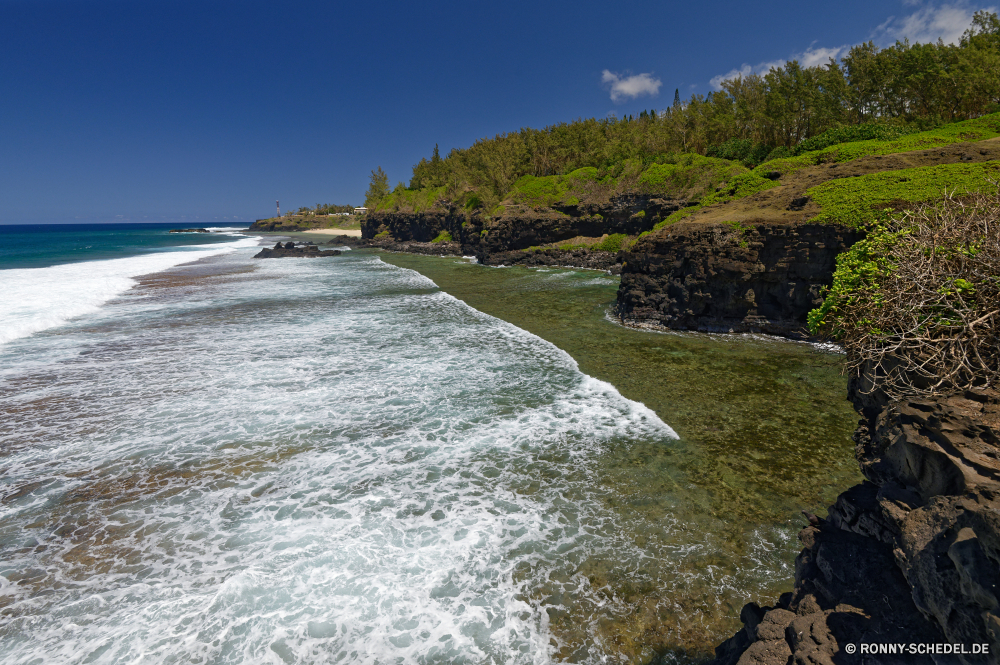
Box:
0;224;859;663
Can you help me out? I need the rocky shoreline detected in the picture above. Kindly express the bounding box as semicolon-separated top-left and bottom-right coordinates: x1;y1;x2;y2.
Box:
351;208;864;336
711;383;1000;664
617;221;864;338
253;206;999;664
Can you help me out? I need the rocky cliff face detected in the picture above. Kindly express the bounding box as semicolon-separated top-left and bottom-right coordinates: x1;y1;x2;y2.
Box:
477;195;681;255
711;387;1000;665
361;205;869;338
617;221;864;338
359;195;681;270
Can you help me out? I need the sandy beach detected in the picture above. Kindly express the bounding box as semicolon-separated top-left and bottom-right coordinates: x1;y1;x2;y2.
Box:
304;228;362;237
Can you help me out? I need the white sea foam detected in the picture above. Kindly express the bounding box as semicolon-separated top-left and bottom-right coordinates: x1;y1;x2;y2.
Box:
0;251;787;664
0;236;258;346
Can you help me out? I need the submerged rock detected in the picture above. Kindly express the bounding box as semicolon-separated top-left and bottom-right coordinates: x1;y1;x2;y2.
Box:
168;228;210;233
253;241;341;259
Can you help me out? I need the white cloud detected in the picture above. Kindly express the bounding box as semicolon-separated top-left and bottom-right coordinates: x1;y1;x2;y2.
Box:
707;2;995;90
873;1;996;45
798;45;849;67
601;70;662;103
708;45;848;90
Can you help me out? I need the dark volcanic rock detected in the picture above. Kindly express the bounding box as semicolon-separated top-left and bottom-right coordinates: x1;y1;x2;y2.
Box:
253;241;341;259
169;228;210;233
616;221;863;338
359;195;684;262
710;388;1000;665
480;247;621;273
477;195;682;255
346;236;465;256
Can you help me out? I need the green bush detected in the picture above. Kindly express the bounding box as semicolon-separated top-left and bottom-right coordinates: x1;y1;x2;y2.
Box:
764;145;794;161
808;189;1000;397
376;186;447;213
593;233;627;252
707;138;774;167
431;231;453;243
636;154;745;197
796;123;916;154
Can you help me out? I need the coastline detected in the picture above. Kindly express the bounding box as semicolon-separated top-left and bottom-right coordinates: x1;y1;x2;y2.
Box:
333;186;1000;661
302;228;362;237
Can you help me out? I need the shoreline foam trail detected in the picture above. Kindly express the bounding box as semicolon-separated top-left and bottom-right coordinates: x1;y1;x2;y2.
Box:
0;248;812;663
0;236;258;346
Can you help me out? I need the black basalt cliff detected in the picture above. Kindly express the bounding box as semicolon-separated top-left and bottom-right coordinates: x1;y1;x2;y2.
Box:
616;221;864;338
359;194;681;270
711;382;1000;665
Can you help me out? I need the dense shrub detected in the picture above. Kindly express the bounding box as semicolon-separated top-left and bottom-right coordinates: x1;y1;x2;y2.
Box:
707;139;774;167
795;123;915;154
593;233;627;252
809;188;1000;397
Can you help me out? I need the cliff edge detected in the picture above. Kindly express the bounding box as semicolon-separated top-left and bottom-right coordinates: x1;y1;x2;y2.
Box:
711;384;1000;665
616;221;863;338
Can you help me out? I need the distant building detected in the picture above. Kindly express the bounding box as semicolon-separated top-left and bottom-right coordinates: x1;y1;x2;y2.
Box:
354;207;368;215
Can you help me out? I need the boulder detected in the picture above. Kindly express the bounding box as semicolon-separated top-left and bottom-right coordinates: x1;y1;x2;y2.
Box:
252;241;341;259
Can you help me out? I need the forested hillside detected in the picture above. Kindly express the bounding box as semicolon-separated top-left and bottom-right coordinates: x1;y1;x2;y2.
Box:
368;11;1000;213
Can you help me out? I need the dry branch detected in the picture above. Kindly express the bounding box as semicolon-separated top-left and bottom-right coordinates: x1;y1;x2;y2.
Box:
838;187;1000;398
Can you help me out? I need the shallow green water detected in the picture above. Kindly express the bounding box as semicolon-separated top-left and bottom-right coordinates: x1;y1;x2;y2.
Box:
380;251;861;659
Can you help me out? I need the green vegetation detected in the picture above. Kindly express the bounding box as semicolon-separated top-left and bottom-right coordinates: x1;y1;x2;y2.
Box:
808;161;1000;227
503;154;767;217
253;203;362;230
650;169;781;230
796;123;917;153
431;230;453;243
809;190;1000;397
508;167;601;207
365;166;390;209
293;203;355;215
378;12;1000;213
635;154;745;196
593;233;627;252
373;185;447;213
754;114;1000;178
374;230;390;238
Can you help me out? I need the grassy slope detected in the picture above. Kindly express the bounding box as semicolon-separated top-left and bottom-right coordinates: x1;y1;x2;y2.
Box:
757;114;1000;177
809;161;1000;227
371;113;1000;235
647;114;1000;231
506;155;750;208
502;114;1000;233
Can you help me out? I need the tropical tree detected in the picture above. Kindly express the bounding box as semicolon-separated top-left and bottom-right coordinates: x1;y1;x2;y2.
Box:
365;166;390;208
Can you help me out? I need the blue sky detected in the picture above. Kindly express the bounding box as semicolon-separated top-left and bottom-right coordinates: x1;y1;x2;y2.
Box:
1;0;995;223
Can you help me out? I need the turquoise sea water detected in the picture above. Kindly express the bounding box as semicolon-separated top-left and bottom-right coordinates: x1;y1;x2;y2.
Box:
0;227;858;663
0;223;244;270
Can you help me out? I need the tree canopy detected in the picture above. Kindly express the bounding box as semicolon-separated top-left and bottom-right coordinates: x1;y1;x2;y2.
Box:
400;12;1000;211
